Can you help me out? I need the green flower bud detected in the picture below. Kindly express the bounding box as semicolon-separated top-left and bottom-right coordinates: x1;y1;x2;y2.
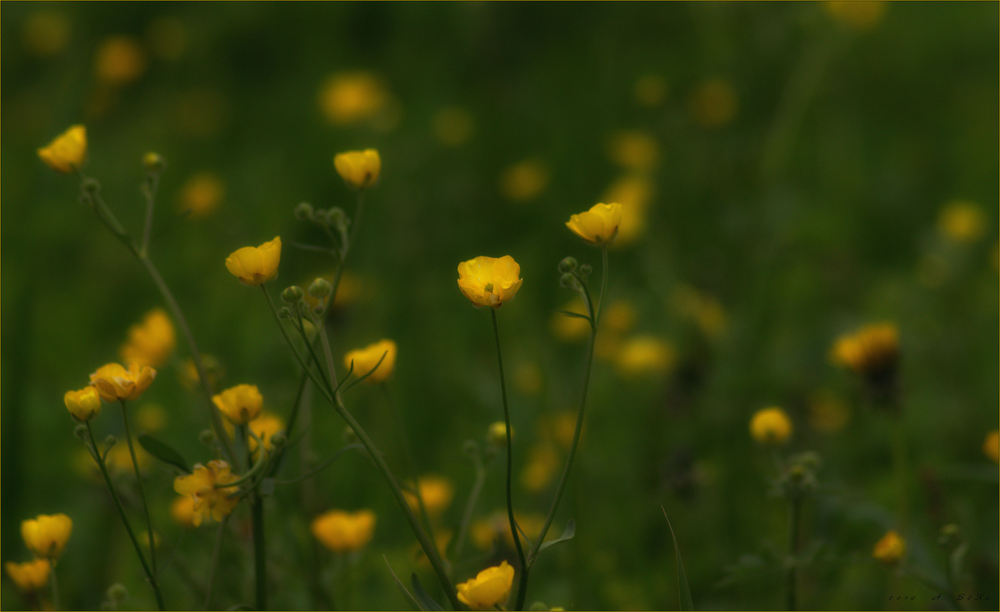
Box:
73;424;88;440
106;583;128;602
199;429;217;446
103;435;118;448
294;202;314;221
558;256;578;273
308;277;333;299
578;263;593;278
559;273;579;289
281;285;304;303
278;306;294;319
269;432;287;448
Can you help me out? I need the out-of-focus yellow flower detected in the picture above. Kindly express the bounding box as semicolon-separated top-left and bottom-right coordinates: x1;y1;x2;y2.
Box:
64;386;101;422
825;1;887;30
500;159;549;202
4;560;50;592
334;149;381;190
551;298;590;342
830;323;899;378
634;74;668;107
808;391;850;434
21;514;72;559
23;11;70;57
749;407;793;445
470;518;497;551
37;125;87;173
457;255;523;308
456;561;515;610
670;285;728;339
89;362;156;402
136;403;167;433
615;335;675;377
178;355;223;392
94;36;146;85
225;236;281;286
170;495;197;528
487;421;512;447
546;411;578;450
603;174;652;247
173;460;239;526
120;308;176;368
248;413;284;453
937;200;986;243
318;71;388;125
433;106;475;147
513;361;543;395
607;131;659;171
146;17;186;61
566;202;623;246
522;444;559;492
405;475;454;517
343;339;397;383
213;384;263;425
872;530;905;564
178;173;224;218
104;442;151;475
689;78;738;128
311;509;376;552
984;430;999;463
603;300;637;335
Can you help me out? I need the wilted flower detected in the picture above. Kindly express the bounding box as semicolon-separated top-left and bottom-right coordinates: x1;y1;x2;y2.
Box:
749;407;793;445
213;384;263;425
89;362;156;402
566;203;623;246
4;560;50;592
120;308;176;368
872;530;905;564
404;475;453;516
938;200;986;243
225;236;281;286
334;149;381;190
689;78;738;128
615;335;675;377
37;125;86;173
311;509;376;552
178;172;224;218
500;159;549;202
173;460;239;526
21;514;72;559
984;430;999;463
343;339;397;383
318;71;388;125
456;561;515;610
94;36;146;85
457;255;523;308
64;386;101;422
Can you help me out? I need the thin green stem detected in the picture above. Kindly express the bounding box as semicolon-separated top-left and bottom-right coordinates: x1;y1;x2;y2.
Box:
246;425;267;610
596;245;609;324
787;495;801;610
84;423;165;610
48;561;59;610
490;309;528;603
261;286;335;400
203;517;228;609
120;400;158;576
140;172;160;257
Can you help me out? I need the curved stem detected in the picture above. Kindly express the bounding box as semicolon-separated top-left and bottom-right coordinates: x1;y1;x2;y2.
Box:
120;400;158;576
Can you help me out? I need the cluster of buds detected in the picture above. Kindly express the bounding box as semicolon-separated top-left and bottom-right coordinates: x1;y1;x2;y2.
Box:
294;201;351;258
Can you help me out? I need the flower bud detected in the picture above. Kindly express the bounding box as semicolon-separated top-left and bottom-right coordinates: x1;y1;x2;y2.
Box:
558;257;578;273
269;432;287;448
325;207;347;228
82;177;101;195
559;273;579;289
73;424;88;440
199;429;217;446
308;277;333;299
294;202;314;221
281;285;304;304
142;152;166;173
104;435;118;448
578;263;593;278
278;306;294;319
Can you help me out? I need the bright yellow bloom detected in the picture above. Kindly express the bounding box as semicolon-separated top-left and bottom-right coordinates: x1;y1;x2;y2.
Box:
170;495;197;528
63;386;101;422
405;475;454;516
872;530;905;564
178;172;224;218
433;106;475;147
318;71;387;125
750;407;793;445
213;384;263;425
94;36;146;84
248;413;284;453
311;509;376;553
499;159;549;202
225;236;281;286
37;125;86;173
120;308;176;368
173;460;239;526
615;335;675;377
4;560;50;592
334;149;381;190
566;202;623;246
689;78;738;129
457;255;523;308
343;339;397;383
607;130;659;171
830;323;899;377
21;514;72;559
89;362;156;402
938;200;986;243
456;561;515;610
825;1;887;30
984;430;999;463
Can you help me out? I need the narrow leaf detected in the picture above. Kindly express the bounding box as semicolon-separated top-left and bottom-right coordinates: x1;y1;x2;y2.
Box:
410;573;445;611
383;556;424;611
537;519;576;554
661;505;694;611
558;310;592;321
138;434;190;473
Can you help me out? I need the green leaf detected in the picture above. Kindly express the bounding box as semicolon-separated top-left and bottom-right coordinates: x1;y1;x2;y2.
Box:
410;573;445;611
661;505;694;611
558;310;592;321
138;435;190;473
537;519;576;554
382;556;424;610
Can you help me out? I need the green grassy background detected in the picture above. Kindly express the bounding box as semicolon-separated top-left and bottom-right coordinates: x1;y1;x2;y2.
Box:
2;2;997;610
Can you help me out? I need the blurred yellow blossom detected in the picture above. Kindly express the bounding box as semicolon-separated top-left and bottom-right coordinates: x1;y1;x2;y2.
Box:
634;74;668;107
178;355;223;392
457;561;515;610
4;560;50;592
213;384;263;425
103;442;152;475
21;514;72;559
433;106;475;146
825;1;887;30
173;460;239;526
343;339;397;383
603;174;653;246
23;11;69;57
225;236;281;286
120;308;176;368
689;78;738;128
64;387;101;422
607;130;659;171
94;36;146;85
311;509;376;552
37;125;86;173
178;173;224;218
616;335;675;377
500;159;549;202
807;391;850;434
457;255;523;308
90;362;156;402
170;495;198;528
872;530;905;564
830;323;899;378
487;421;512;447
334;149;381;190
136;403;167;433
546;411;578;450
749;407;793;445
938;200;986;243
551;298;591;342
318;71;388;125
603;300;637;335
522;444;559;492
984;430;999;463
405;475;454;517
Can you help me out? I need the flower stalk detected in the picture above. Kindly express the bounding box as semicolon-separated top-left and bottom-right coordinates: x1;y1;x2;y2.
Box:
119;400;158;576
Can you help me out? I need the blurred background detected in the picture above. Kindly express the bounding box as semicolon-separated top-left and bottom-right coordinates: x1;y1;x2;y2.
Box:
2;2;997;610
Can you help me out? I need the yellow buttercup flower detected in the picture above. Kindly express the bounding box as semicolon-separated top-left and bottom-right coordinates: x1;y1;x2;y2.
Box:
334;149;381;190
872;530;905;564
456;561;515;610
830;323;899;378
64;386;101;422
173;460;239;526
178;172;224;218
457;255;523;308
89;362;156;402
615;335;675;377
343;339;397;383
404;475;454;516
566;202;623;246
318;71;387;125
938;200;985;243
213;384;263;425
983;430;999;463
94;36;146;85
225;236;281;286
311;509;376;553
248;413;284;453
500;159;549;202
170;495;197;528
120;308;176;368
750;407;793;446
4;560;51;592
21;514;72;559
37;124;86;173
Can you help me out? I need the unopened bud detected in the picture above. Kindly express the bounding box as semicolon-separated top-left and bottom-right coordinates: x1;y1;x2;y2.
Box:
269;432;287;448
103;435;118;448
106;583;128;602
578;263;593;278
558;257;578;273
199;429;217;446
82;177;101;195
294;202;314;221
73;424;88;440
308;277;333;299
281;285;304;304
278;306;294;319
559;273;579;289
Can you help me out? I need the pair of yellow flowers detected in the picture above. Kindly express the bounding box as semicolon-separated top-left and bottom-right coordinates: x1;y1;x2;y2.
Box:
6;514;73;593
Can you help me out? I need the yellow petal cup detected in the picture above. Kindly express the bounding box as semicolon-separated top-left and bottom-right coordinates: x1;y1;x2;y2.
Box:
4;560;51;592
456;560;515;610
566;202;623;246
457;255;523;308
872;530;905;564
334;148;381;190
343;339;397;383
21;514;73;559
37;125;87;173
64;386;102;421
213;383;263;425
225;236;282;286
311;509;376;552
173;460;239;526
89;362;156;402
749;407;793;446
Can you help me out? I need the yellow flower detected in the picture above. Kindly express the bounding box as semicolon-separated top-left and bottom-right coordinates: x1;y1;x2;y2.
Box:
825;1;887;30
170;496;197;528
178;172;224;218
521;444;559;492
634;74;668;107
37;124;86;173
603;300;637;335
615;335;675;377
404;475;454;517
104;442;151;475
334;149;381;190
872;530;905;564
173;460;239;526
607;130;659;171
63;386;101;422
433;106;475;147
343;339;397;383
4;560;51;592
984;430;999;463
938;200;985;243
248;413;284;453
95;36;146;85
830;323;899;378
749;407;793;446
499;159;549;202
89;362;156;402
213;384;263;425
456;561;515;610
689;78;738;129
566;202;623;246
120;308;176;368
457;255;523;308
603;175;652;247
545;411;578;450
225;236;282;286
21;514;72;559
311;509;376;552
318;71;387;125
